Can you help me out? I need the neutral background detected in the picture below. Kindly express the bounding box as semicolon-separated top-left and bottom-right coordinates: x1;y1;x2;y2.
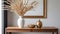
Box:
0;0;2;34
7;0;60;34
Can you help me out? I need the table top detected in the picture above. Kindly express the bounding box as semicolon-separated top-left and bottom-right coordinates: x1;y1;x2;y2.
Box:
6;27;58;30
5;27;58;33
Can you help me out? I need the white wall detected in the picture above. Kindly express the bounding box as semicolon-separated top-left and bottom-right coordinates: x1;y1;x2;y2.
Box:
0;0;3;34
8;0;60;34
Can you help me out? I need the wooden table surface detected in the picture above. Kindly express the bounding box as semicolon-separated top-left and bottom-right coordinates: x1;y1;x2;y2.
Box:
6;27;58;29
5;27;58;34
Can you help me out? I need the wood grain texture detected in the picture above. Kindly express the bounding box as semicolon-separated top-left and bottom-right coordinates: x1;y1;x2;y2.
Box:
5;27;58;34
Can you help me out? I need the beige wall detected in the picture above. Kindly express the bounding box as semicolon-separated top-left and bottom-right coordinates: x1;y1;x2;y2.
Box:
7;0;60;34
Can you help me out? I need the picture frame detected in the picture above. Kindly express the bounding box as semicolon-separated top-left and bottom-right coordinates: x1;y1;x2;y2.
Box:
23;0;47;18
4;0;47;18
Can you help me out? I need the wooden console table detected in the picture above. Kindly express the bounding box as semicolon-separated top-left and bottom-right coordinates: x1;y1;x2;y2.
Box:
5;27;58;34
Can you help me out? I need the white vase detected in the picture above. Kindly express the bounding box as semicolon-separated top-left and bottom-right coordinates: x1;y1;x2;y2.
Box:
17;16;24;28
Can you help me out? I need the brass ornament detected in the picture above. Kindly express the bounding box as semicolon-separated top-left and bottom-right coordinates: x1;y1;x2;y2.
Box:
36;20;42;28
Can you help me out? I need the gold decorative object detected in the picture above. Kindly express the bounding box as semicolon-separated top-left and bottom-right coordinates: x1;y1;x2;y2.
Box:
36;20;42;28
28;24;35;28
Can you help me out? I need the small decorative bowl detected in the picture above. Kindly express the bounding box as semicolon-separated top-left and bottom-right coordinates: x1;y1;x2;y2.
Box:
28;24;35;28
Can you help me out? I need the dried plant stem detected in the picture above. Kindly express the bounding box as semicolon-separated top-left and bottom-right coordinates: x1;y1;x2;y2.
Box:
7;0;37;16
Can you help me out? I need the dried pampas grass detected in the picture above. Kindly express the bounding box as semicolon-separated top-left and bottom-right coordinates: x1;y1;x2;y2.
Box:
8;0;37;16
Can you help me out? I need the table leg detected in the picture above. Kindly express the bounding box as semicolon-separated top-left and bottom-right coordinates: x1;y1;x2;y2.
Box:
5;29;6;34
52;32;54;34
56;31;58;34
7;32;9;34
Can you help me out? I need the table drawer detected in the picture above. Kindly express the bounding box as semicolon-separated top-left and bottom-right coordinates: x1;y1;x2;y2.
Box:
6;29;31;32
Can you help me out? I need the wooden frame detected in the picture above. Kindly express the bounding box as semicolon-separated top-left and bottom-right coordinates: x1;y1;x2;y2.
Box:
23;0;47;18
4;0;47;18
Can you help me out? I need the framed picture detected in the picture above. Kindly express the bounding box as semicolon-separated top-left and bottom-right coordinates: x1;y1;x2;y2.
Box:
4;0;47;18
23;0;47;18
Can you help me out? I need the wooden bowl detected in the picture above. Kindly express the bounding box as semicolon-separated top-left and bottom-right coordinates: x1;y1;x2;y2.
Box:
28;24;35;28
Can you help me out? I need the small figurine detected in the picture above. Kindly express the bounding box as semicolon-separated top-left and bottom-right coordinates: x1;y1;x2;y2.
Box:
36;20;42;28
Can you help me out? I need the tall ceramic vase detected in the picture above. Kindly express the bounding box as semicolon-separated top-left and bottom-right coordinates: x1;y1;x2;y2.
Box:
17;16;24;28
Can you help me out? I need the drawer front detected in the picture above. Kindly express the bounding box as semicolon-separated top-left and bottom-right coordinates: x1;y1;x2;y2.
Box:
32;29;45;32
6;29;31;32
32;29;40;32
